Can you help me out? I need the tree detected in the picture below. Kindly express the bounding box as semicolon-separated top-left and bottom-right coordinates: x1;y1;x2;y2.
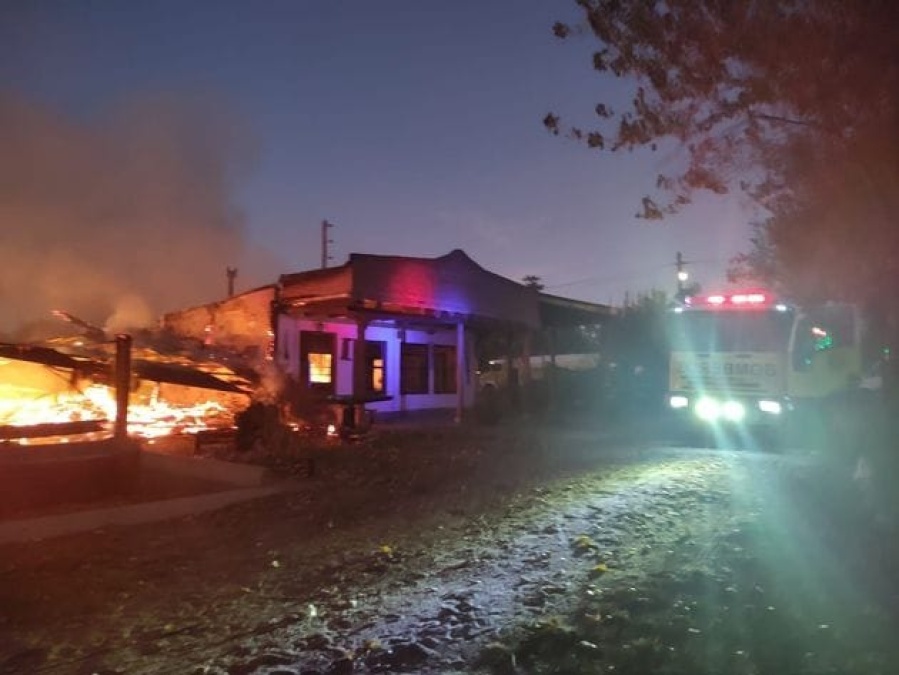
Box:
675;281;701;304
522;275;545;291
549;1;899;327
603;289;670;409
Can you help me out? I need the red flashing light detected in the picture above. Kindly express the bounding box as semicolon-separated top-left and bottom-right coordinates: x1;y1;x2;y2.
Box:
690;291;773;309
731;293;767;305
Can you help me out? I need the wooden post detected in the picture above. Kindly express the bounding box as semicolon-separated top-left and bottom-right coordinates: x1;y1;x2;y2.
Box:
114;334;132;440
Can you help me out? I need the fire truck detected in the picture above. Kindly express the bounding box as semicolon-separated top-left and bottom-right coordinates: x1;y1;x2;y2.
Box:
666;290;864;439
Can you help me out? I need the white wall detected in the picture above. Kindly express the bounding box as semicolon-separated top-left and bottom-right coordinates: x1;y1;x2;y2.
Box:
276;316;476;413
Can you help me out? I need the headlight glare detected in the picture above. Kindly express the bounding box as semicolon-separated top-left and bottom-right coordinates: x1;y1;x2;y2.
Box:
722;400;746;422
695;397;720;421
758;399;782;414
669;395;689;409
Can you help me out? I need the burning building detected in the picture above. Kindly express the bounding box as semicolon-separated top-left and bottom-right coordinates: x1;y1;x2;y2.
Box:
0;330;256;513
0;330;252;445
163;250;612;424
0;248;609;462
0;92;278;512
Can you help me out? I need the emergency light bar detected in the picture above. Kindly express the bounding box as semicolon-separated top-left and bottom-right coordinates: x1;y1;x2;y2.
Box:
684;291;780;309
731;293;767;304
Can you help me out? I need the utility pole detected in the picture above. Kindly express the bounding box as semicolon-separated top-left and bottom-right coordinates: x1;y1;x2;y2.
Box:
321;220;334;269
226;267;238;298
675;251;688;299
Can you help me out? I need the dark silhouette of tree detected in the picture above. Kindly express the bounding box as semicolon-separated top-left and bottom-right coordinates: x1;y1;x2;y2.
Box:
550;1;899;346
522;275;545;291
675;281;702;304
550;2;898;217
603;290;670;410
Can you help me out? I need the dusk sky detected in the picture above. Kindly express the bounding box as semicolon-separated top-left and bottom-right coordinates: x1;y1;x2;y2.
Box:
2;0;754;317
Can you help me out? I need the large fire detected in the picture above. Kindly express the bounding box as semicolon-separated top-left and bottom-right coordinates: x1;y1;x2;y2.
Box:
0;356;245;446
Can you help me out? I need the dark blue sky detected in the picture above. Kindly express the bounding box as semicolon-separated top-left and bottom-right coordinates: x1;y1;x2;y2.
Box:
2;0;752;306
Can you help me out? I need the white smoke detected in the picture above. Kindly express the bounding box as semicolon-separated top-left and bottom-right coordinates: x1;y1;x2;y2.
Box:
104;294;155;334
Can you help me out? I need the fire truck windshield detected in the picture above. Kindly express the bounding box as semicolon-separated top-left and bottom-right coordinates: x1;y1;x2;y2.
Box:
669;310;794;353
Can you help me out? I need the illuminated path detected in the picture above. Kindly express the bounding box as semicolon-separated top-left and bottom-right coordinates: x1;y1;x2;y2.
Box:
1;434;896;674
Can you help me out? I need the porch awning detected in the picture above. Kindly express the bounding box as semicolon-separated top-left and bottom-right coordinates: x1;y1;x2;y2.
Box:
538;293;613;327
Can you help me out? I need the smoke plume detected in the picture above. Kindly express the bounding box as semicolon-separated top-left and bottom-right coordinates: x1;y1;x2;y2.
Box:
0;91;266;340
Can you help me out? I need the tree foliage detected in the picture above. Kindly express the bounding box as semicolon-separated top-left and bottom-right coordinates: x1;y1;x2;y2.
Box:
550;1;898;212
602;289;669;401
604;290;668;366
550;1;899;323
522;274;545;291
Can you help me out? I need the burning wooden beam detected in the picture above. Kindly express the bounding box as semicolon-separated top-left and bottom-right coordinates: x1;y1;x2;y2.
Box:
0;419;107;441
0;341;251;395
1;332;253;440
0;342;105;380
50;310;106;341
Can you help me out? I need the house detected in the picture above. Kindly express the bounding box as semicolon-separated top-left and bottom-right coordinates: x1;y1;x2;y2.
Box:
162;250;611;421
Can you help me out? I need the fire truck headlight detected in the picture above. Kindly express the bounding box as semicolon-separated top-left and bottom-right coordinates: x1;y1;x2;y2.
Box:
669;395;689;409
758;399;782;415
722;401;746;422
695;397;720;421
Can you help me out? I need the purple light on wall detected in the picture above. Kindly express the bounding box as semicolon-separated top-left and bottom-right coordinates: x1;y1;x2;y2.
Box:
385;260;473;315
386;260;436;308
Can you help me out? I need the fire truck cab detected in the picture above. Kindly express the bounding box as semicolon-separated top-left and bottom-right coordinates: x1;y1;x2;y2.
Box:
666;290;863;438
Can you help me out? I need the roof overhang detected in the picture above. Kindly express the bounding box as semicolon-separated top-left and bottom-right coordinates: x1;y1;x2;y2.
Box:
279;250;542;329
538;293;613;328
277;251;613;331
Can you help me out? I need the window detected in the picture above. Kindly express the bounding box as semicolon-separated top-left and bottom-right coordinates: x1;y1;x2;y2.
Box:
669;312;793;353
433;345;457;394
300;331;335;392
401;343;429;394
366;340;386;393
308;353;332;384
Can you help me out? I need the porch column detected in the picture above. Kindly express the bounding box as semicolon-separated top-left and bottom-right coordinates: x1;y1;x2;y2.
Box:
455;321;465;424
397;328;406;414
547;326;558;413
521;330;532;413
353;317;368;398
505;329;519;411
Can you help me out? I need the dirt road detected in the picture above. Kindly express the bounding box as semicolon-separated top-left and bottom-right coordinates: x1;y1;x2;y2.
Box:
1;425;897;674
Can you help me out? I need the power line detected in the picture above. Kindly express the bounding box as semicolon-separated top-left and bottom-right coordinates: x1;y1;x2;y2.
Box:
546;264;668;290
547;257;725;291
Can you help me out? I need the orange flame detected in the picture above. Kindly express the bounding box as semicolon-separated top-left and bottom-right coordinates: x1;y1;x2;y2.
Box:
1;360;240;445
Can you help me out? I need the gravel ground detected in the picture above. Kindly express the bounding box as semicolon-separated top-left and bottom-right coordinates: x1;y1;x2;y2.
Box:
1;422;897;674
